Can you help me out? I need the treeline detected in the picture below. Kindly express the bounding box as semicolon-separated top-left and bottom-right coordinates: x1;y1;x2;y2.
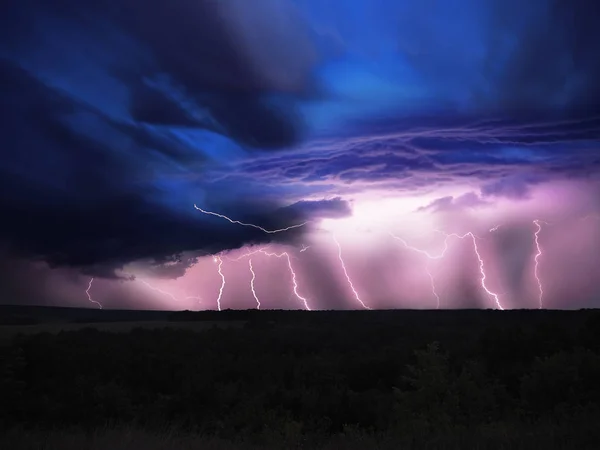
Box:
1;311;600;442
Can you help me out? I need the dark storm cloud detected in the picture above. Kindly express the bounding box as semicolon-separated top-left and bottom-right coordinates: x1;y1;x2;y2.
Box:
0;61;321;278
1;0;314;149
487;0;600;114
129;81;201;128
0;0;324;277
418;175;548;213
330;112;600;147
128;254;203;280
279;197;353;221
385;0;600;116
223;116;600;199
480;176;542;200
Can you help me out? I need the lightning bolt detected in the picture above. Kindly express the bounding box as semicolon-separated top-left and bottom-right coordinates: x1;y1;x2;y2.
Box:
192;203;310;309
300;244;310;252
85;277;103;309
391;230;504;310
222;246;266;309
214;256;225;311
248;259;260;309
193;204;307;234
533;219;547;310
138;280;203;306
332;234;371;310
390;232;449;308
489;224;503;232
443;231;504;310
259;249;311;310
426;267;441;309
390;233;449;259
139;279;178;302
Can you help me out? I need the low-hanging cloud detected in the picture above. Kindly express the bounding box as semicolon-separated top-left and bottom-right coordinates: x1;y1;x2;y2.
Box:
0;0;324;277
417;193;489;213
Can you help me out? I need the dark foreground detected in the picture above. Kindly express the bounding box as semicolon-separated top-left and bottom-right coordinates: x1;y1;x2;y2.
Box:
2;306;600;449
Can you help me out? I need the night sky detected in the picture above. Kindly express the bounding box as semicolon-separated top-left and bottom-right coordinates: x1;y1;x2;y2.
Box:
1;0;599;310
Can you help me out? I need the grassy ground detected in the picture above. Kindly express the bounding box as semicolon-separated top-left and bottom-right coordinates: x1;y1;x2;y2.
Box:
3;421;600;450
3;308;600;448
0;320;245;340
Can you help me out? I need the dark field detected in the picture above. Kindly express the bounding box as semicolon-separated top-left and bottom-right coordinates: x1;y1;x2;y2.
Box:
2;306;600;449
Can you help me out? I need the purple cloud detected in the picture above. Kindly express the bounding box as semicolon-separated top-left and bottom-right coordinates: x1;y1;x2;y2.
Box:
480;175;542;200
279;197;352;221
417;192;489;213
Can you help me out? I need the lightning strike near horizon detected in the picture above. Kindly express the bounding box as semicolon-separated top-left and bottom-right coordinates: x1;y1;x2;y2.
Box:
390;232;450;307
248;259;260;309
214;255;225;311
332;234;371;310
139;279;178;302
222;246;267;308
259;248;311;310
442;231;504;310
193;204;307;234
533;219;546;310
85;277;103;309
426;266;441;309
391;230;504;310
138;280;203;306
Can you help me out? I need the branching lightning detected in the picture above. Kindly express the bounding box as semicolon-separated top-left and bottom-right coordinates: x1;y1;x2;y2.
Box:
248;259;260;309
332;234;371;310
259;249;311;310
191;203;314;310
85;277;103;309
139;279;178;302
390;232;450;259
224;247;266;309
193;204;307;234
138;280;203;306
224;246;307;309
121;201;581;312
389;232;450;308
391;230;504;310
193;201;310;311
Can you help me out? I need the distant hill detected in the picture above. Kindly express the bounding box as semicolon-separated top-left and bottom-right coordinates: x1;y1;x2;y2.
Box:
0;305;172;325
0;304;599;326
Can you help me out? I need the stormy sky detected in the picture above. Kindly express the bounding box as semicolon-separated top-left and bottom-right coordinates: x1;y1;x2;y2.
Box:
1;0;599;310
